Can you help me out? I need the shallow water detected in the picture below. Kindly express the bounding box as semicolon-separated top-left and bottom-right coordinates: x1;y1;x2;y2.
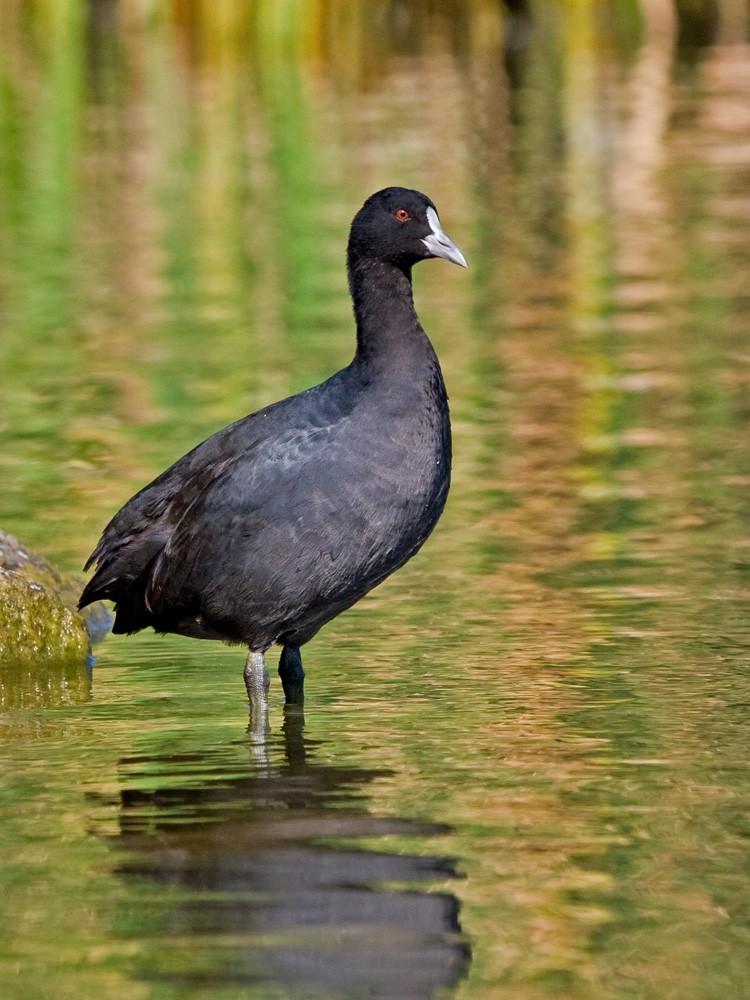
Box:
2;2;750;998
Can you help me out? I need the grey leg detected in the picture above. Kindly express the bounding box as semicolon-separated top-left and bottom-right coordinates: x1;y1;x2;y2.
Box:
278;644;304;704
247;699;271;753
244;649;270;709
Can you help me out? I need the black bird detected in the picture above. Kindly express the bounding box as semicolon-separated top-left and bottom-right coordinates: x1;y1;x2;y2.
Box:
79;188;467;706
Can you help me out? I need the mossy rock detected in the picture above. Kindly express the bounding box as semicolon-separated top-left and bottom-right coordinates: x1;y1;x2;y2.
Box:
0;531;112;708
0;530;112;643
0;568;92;707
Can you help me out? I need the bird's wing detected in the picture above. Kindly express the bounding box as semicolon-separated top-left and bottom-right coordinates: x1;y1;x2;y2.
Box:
79;421;255;606
78;375;357;610
143;417;366;616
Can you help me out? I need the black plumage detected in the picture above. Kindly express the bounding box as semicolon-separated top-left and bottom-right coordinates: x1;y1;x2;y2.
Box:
78;187;467;704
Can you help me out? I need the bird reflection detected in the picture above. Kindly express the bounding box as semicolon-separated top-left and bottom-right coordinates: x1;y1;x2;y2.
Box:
102;706;470;999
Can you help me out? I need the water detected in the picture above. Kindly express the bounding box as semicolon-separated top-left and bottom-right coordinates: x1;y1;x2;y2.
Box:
2;2;750;998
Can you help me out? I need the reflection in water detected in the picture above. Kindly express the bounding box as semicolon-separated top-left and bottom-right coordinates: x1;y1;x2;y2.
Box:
100;708;470;999
0;657;91;709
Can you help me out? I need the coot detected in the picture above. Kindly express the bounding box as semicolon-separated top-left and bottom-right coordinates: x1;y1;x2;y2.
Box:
79;187;467;705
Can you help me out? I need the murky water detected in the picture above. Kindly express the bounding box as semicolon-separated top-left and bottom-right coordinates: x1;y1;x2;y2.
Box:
2;2;750;998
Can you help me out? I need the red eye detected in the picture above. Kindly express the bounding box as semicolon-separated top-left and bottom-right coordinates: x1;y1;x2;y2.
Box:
395;209;410;222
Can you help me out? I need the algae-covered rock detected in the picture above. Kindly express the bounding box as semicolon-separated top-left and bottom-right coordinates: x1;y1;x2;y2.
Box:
0;568;92;707
0;531;112;708
0;530;111;643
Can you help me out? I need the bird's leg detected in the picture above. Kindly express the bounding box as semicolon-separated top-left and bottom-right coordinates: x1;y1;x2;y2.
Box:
244;649;270;709
278;644;304;705
245;650;270;747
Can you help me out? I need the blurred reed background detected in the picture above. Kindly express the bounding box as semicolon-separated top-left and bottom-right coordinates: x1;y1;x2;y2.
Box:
1;0;747;573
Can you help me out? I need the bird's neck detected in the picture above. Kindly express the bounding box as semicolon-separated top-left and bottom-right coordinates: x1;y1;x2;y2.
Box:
348;256;429;368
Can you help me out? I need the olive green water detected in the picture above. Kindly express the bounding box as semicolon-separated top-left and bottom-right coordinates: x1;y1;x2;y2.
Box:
2;2;750;998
